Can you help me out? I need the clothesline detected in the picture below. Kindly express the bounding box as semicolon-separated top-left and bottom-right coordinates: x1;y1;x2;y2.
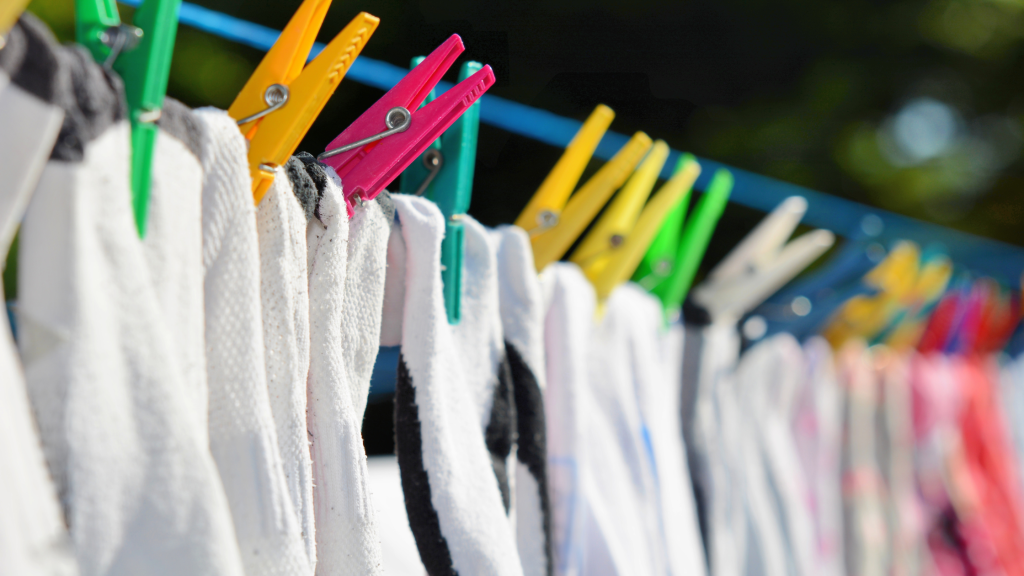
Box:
117;0;1024;285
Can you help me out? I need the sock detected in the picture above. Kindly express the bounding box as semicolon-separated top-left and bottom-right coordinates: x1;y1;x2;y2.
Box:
366;455;426;575
256;163;315;568
142;98;208;427
538;263;594;576
302;159;386;575
17;19;245;575
194;108;309;576
388;194;524;576
491;225;554;576
0;18;76;575
580;284;665;576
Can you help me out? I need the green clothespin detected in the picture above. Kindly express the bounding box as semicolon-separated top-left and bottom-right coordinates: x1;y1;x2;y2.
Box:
77;0;180;237
400;60;483;325
634;163;733;315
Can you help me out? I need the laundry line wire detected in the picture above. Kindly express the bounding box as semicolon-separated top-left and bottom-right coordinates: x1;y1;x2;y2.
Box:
116;0;1024;285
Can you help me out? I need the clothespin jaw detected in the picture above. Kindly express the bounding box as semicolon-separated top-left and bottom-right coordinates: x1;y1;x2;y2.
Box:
106;0;180;237
572;140;670;271
228;0;333;139
319;36;494;214
515;104;615;233
589;155;701;301
632;154;698;293
656;168;733;314
75;0;133;65
245;12;379;204
530;132;652;271
1;0;31;42
707;195;807;286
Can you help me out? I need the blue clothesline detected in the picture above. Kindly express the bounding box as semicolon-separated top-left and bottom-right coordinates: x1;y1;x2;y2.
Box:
119;0;1024;285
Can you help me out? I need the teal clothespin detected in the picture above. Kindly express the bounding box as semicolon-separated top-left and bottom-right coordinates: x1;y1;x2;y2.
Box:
76;0;180;237
400;59;483;324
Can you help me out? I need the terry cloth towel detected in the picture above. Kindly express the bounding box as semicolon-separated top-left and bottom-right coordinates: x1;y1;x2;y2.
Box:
143;98;208;424
299;155;389;576
0;18;77;576
386;194;524;576
580;284;665;576
367;455;428;576
538;263;594;576
194;108;310;576
616;283;707;576
492;225;554;576
257;162;315;568
16;17;245;576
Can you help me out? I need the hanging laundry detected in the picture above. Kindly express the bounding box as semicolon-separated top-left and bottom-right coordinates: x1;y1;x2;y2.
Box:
299;153;391;576
385;194;524;576
491;225;555;576
14;15;245;575
256;160;315;567
195;108;310;576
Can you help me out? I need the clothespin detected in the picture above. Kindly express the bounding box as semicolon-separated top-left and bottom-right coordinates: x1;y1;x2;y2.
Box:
75;0;175;236
632;154;697;292
318;35;495;215
514;105;615;234
1;0;30;46
396;58;483;324
650;168;734;314
580;150;701;301
528;132;652;270
228;6;379;204
876;249;953;351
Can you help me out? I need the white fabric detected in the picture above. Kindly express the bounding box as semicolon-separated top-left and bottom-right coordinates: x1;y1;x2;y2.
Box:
540;263;593;576
388;194;524;576
492;225;551;576
366;455;427;576
256;169;315;568
195;108;309;576
305;171;388;576
143;123;207;425
580;284;664;576
0;61;77;576
19;118;245;576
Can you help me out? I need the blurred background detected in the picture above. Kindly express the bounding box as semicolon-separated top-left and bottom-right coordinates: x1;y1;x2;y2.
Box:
23;0;1024;452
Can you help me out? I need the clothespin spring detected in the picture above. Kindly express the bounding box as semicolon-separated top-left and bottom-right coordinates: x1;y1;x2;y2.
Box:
413;149;443;196
526;210;560;237
235;83;289;125
318;106;411;161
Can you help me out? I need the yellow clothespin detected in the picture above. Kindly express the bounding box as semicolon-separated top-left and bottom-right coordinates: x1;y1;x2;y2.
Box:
515;105;615;234
823;241;921;347
0;0;29;44
571;139;667;288
529;132;652;270
227;2;378;204
585;152;700;301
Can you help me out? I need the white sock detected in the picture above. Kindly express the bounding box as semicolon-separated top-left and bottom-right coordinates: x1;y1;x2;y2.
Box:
143;98;208;428
302;159;386;576
491;225;553;576
194;108;310;576
388;194;524;576
18;29;244;576
366;455;426;575
538;263;594;576
256;162;315;569
0;18;77;576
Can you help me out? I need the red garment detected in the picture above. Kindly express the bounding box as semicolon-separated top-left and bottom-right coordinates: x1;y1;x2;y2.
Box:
956;358;1024;576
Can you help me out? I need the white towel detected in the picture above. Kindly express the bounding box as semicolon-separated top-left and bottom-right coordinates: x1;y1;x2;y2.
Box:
143;98;208;425
0;19;77;576
301;156;388;576
388;194;524;576
581;284;664;576
539;263;594;576
256;162;315;568
195;108;310;576
492;225;554;576
18;27;245;576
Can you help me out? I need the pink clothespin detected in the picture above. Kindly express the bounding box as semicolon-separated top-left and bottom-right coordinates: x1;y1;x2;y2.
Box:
318;34;495;215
